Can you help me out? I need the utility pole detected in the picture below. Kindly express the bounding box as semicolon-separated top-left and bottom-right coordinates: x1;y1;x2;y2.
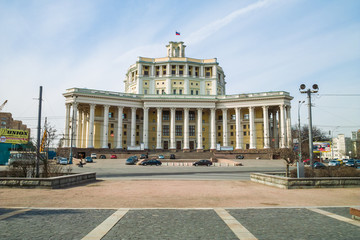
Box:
299;84;319;169
36;86;43;178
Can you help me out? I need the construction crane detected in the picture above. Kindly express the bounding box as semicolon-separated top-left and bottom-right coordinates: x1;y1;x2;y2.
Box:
0;100;8;111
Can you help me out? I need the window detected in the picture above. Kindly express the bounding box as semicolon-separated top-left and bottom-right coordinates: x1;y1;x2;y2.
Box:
202;128;205;131
136;141;139;145
218;126;221;130
243;125;247;129
124;131;127;136
124;140;126;144
173;89;176;94
157;90;159;94
230;125;233;130
191;90;194;95
179;65;184;75
244;114;249;120
144;89;148;94
243;132;247;136
171;65;176;75
137;125;139;129
188;66;192;75
203;138;205;141
202;120;205;123
175;125;182;136
175;111;182;120
136;132;139;136
156;66;160;76
189;111;195;121
218;132;221;137
144;82;148;85
174;82;176;85
218;115;223;120
179;89;182;95
189;125;195;136
152;127;155;131
231;132;234;136
124;124;127;129
163;111;169;120
231;115;236;120
109;112;114;118
231;141;234;145
196;90;199;95
163;125;169;136
110;124;114;128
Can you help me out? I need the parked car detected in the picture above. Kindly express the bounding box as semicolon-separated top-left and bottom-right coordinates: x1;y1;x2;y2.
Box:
91;153;97;159
356;160;360;169
85;156;93;163
140;154;148;159
126;157;138;165
99;155;106;159
193;159;212;166
303;159;319;165
170;154;176;159
158;154;165;159
59;157;68;165
139;159;162;166
132;155;138;161
313;162;326;169
236;155;244;159
110;154;117;159
345;159;356;167
328;160;341;167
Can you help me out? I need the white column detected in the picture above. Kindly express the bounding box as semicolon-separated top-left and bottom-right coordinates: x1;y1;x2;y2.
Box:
212;65;217;78
280;104;286;148
143;107;149;149
151;65;155;77
263;106;270;149
81;111;86;148
200;81;205;95
116;107;123;149
222;108;228;146
286;105;292;148
200;66;204;78
184;64;189;77
102;105;110;148
166;78;171;94
170;108;176;149
85;113;89;147
156;107;162;149
210;108;216;150
131;107;136;146
197;108;203;150
71;103;78;148
166;63;170;76
64;103;71;147
183;108;189;150
88;104;95;148
249;107;256;149
235;107;242;149
77;109;82;148
273;109;279;148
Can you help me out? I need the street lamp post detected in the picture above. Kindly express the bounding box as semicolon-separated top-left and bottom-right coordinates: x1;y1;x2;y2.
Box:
298;100;305;163
299;84;319;169
69;96;77;164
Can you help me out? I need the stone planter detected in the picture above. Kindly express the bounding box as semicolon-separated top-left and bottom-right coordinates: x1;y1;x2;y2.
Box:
0;172;96;189
250;172;360;189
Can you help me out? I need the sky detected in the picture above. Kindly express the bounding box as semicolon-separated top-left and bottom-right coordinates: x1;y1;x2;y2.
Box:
0;0;359;144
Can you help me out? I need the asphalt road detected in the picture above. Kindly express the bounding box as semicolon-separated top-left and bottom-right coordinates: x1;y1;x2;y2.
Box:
71;158;288;180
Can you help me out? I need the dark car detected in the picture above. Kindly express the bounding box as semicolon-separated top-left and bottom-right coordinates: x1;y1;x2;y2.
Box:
313;162;326;169
170;154;176;159
140;154;148;159
236;155;244;159
345;159;356;167
99;155;106;159
85;156;93;163
126;157;138;165
139;159;162;166
193;159;212;166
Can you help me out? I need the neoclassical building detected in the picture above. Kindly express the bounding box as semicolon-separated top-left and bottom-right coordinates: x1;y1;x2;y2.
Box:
63;42;293;151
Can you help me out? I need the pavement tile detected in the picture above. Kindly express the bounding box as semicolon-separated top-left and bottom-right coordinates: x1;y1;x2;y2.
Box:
103;209;238;240
227;208;360;240
0;209;115;240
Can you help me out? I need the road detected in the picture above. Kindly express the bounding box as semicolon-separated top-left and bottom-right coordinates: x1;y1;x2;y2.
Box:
72;159;288;180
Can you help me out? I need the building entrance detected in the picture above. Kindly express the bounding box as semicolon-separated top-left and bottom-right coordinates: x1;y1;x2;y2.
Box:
176;141;181;150
164;141;169;150
189;141;195;150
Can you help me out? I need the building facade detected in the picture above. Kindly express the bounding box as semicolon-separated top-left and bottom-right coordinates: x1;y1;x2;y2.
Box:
63;42;293;151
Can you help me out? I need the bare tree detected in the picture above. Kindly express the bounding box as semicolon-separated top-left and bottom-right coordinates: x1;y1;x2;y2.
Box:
279;148;297;177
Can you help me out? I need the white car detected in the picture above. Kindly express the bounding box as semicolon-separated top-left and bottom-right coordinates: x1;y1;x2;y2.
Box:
59;157;68;165
91;153;97;159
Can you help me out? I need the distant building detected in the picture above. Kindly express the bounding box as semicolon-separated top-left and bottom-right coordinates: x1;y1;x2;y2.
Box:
63;42;293;151
0;112;30;132
351;130;360;158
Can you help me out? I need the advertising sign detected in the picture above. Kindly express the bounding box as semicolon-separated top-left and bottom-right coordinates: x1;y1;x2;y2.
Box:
0;128;29;144
313;142;331;153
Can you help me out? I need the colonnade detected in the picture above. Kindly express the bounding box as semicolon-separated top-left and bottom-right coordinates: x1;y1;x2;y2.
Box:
64;103;292;150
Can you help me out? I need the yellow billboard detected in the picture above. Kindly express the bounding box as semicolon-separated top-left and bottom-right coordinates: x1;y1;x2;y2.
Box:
0;128;29;144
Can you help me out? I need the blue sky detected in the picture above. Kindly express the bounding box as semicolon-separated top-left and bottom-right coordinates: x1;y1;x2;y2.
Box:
0;0;359;142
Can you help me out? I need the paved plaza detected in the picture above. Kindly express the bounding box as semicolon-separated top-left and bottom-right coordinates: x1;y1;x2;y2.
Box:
0;207;359;240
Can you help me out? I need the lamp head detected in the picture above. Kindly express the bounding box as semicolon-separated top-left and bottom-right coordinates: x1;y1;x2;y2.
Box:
300;84;306;90
312;84;319;91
